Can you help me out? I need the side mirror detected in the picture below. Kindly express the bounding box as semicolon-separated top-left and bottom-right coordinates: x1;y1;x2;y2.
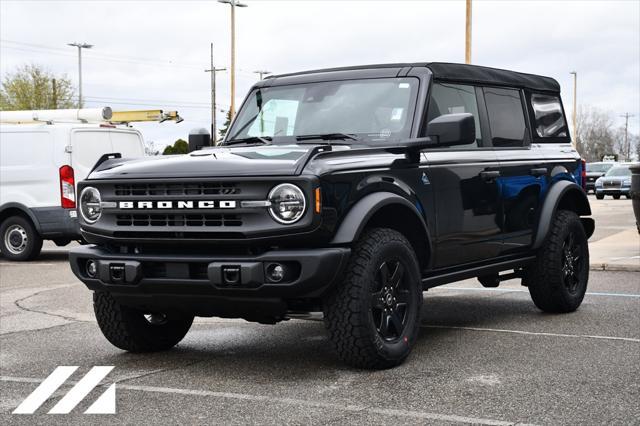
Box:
427;113;476;147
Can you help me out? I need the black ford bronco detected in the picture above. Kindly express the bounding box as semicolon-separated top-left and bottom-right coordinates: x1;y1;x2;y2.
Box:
70;63;594;369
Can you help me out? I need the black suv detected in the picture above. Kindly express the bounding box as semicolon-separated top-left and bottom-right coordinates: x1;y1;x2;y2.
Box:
70;63;594;369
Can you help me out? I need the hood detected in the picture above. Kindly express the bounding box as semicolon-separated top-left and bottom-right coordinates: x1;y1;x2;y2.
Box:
88;145;315;180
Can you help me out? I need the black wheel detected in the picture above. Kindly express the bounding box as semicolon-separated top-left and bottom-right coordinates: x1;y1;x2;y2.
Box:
525;210;589;313
613;194;621;199
323;228;422;369
0;216;43;261
595;194;604;200
93;292;193;352
625;194;631;199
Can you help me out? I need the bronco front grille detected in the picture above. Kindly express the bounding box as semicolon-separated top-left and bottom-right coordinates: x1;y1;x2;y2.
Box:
114;182;239;196
116;214;243;227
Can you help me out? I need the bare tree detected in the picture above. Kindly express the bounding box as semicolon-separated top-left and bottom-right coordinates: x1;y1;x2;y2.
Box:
575;106;616;162
0;64;78;110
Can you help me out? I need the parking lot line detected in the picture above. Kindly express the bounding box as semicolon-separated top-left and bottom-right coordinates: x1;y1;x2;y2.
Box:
422;325;640;343
0;375;527;425
433;287;640;298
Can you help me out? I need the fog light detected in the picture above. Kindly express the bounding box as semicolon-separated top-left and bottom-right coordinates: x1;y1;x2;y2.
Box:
266;263;285;283
86;260;97;278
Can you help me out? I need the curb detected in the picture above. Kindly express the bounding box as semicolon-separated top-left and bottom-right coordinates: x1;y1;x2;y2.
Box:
589;263;640;273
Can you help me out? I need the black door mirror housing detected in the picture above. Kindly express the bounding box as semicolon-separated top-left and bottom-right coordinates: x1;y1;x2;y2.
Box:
426;113;476;147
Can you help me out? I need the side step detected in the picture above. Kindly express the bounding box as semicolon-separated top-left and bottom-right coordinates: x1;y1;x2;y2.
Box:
422;256;536;289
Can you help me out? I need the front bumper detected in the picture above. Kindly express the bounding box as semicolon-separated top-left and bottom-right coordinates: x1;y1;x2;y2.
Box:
595;187;630;196
69;244;350;317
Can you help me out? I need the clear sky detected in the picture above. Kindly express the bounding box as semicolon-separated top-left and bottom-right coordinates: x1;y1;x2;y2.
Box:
1;0;638;149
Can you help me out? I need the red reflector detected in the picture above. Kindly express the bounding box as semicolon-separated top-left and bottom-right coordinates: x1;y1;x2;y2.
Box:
59;165;76;209
580;159;587;191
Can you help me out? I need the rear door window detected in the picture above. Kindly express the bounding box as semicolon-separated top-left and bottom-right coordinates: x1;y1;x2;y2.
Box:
426;83;482;148
483;87;527;148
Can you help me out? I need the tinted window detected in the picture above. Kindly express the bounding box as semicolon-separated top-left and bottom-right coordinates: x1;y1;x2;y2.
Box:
530;93;568;138
426;83;482;148
484;87;526;148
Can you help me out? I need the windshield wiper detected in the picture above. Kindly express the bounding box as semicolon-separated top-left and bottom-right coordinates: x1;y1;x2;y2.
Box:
224;136;272;146
296;133;359;142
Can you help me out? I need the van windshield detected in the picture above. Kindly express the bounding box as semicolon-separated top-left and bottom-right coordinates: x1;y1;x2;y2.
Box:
226;77;419;144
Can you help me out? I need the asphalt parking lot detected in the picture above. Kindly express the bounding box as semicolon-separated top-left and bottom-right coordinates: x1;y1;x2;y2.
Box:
1;196;639;425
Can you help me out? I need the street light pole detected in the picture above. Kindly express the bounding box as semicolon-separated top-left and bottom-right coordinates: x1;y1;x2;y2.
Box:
218;0;247;120
570;71;577;148
465;0;472;64
254;70;271;80
67;42;93;107
205;43;226;145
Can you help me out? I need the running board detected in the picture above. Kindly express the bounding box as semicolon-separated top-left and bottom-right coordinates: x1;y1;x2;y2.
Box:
422;256;536;289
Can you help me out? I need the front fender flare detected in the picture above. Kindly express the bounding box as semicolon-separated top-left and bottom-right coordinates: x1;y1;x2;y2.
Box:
330;192;429;245
532;181;592;249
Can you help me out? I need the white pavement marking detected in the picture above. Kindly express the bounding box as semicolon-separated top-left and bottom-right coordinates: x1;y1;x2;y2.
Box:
11;366;78;414
422;325;640;343
48;366;114;414
432;287;640;298
0;262;56;267
1;375;528;425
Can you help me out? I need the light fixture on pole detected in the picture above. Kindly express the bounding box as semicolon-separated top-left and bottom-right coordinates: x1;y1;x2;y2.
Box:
67;42;93;107
254;70;271;80
218;0;247;120
570;71;577;148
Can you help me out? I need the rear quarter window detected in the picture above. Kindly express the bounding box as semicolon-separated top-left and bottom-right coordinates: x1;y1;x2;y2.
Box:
527;92;569;141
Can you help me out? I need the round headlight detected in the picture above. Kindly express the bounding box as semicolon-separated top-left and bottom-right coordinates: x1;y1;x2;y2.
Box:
268;183;306;224
79;187;102;223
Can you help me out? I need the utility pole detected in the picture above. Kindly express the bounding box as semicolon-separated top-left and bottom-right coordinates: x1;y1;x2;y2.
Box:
620;113;635;161
570;71;577;148
254;70;271;80
465;0;472;64
67;42;93;107
218;0;247;120
204;43;226;145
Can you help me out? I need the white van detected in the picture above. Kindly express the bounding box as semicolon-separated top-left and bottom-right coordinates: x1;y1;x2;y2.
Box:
0;122;145;260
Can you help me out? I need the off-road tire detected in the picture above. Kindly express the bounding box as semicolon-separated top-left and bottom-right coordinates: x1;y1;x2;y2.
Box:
0;216;43;261
525;210;589;313
595;194;604;200
93;292;193;352
323;228;422;369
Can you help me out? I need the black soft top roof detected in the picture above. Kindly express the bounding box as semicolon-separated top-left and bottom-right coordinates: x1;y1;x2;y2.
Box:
266;62;560;93
426;62;560;93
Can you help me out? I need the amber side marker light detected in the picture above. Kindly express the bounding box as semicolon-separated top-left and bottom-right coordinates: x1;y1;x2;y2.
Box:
315;187;322;214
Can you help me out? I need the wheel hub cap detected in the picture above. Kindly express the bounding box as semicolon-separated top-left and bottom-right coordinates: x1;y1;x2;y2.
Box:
4;225;28;255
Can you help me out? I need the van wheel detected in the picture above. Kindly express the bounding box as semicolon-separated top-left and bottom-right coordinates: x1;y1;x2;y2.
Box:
93;292;194;352
525;210;589;313
0;216;43;261
323;228;422;369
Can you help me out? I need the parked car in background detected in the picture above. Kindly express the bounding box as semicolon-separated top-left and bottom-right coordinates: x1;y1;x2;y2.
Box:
595;164;633;199
585;161;615;193
0;108;146;260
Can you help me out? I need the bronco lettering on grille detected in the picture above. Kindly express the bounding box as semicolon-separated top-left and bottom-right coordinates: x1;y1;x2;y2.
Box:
118;201;237;209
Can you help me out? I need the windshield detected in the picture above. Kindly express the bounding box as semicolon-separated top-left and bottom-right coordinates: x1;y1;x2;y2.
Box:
605;166;631;177
587;163;614;173
587;163;613;173
226;77;419;144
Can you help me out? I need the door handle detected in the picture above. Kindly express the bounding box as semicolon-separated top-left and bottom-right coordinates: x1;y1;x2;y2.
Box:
479;171;501;181
530;167;547;177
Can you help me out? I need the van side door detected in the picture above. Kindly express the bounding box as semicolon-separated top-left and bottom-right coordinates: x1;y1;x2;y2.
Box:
422;82;502;267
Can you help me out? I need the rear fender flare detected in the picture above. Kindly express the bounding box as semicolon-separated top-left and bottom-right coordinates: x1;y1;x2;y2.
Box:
532;181;592;249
